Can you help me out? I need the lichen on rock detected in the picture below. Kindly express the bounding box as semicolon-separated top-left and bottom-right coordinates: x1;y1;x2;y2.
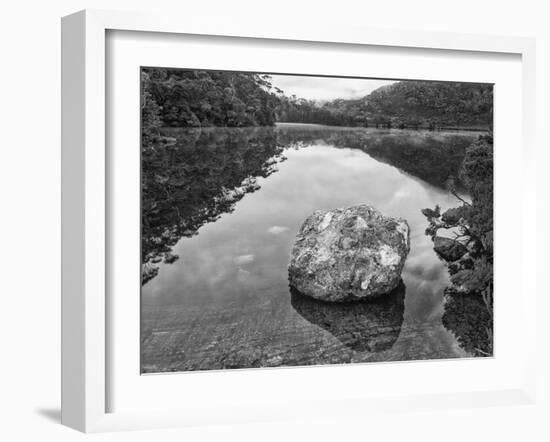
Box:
288;204;410;302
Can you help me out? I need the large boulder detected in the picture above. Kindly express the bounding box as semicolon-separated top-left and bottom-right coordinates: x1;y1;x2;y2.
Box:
288;204;410;302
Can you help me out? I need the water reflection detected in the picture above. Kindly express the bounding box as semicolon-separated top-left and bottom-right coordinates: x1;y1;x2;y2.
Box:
141;127;284;283
290;281;406;352
276;124;473;189
141;124;483;372
442;292;492;356
142;125;475;284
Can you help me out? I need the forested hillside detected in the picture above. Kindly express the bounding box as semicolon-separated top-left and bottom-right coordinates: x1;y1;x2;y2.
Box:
141;68;280;133
358;81;493;129
311;81;493;129
141;69;493;144
276;96;356;126
274;80;493;129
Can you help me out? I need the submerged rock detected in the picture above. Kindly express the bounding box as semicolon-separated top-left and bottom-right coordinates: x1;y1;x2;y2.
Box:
288;204;410;302
291;281;405;352
433;236;468;262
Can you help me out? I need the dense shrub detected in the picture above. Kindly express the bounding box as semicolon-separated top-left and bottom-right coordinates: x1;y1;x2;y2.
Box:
460;135;494;252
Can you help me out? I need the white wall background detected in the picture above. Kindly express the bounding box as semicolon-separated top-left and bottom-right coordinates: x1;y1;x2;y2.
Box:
0;1;547;440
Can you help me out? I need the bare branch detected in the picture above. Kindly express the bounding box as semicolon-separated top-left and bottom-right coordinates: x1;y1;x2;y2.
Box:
451;189;472;207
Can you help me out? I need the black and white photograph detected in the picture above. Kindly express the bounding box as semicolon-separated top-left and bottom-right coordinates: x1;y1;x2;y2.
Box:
140;68;494;373
4;0;550;439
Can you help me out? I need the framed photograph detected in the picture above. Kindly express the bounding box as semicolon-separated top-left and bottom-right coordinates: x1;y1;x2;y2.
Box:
62;9;537;432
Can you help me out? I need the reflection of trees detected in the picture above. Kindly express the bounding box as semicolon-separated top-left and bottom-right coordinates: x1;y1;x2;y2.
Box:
290;281;405;352
442;292;492;356
422;135;494;357
276;125;473;189
142;125;477;285
141;126;284;284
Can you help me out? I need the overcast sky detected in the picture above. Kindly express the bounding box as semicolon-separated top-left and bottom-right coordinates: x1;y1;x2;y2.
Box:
269;74;396;101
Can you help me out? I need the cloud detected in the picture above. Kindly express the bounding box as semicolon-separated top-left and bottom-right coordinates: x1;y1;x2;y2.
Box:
234;254;255;265
267;225;290;235
269;74;396;101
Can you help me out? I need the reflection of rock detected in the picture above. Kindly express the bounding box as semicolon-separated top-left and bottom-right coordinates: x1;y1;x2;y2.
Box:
442;292;492;356
288;204;410;302
433;236;467;262
291;281;405;352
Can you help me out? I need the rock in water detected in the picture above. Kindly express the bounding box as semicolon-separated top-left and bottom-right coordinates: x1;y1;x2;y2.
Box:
288;204;410;302
433;236;467;262
441;207;462;224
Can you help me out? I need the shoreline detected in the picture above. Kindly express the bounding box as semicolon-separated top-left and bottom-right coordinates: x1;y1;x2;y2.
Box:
160;122;489;135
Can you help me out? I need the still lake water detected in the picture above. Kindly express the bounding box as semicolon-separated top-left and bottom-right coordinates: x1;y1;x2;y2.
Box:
141;123;484;373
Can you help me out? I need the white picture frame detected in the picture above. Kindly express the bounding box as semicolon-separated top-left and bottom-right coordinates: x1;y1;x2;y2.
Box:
61;9;537;433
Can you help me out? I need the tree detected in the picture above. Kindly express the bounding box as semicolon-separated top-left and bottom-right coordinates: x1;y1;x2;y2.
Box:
141;68;280;128
141;70;162;149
